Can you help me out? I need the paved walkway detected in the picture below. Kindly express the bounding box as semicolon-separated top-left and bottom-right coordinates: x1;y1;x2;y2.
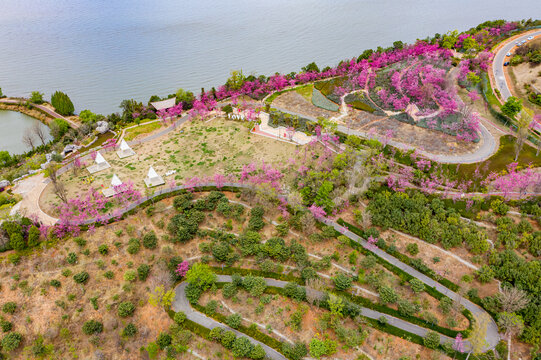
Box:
271;105;497;164
9;173;57;226
172;277;287;360
322;218;500;351
27;181;500;353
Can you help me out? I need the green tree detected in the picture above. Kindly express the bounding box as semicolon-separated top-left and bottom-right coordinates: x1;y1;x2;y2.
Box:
30;91;44;104
0;151;11;166
501;96;522;118
185;263;216;290
1;332;22;352
232;337;253;358
175;88;195;107
226;70;246;90
466;72;481;85
302;62;320;73
27;225;41;247
9;232;25;251
50;91;74;116
333;273;352;291
79;110;98;123
498;312;524;360
50;118;69;140
423;331;440;349
514;111;531;161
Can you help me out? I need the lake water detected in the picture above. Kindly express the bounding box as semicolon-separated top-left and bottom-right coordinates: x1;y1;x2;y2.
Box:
0;110;52;154
0;0;537;116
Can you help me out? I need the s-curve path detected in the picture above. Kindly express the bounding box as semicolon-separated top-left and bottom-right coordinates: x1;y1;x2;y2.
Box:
492;30;541;101
172;277;287;360
322;218;500;352
271;105;496;164
43;182;500;352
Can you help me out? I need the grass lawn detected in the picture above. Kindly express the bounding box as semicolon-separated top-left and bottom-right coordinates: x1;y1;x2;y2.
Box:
40;118;299;215
295;84;313;102
123;121;162;141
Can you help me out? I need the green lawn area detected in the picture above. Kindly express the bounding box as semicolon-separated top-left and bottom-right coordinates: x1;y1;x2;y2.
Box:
124;121;162;141
295;84;313;102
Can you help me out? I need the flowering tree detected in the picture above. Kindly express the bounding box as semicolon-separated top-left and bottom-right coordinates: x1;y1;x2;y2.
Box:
308;204;326;220
175;261;190;277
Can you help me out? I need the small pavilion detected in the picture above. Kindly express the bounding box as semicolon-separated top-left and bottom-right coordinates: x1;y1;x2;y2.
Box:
150;98;176;113
86;151;111;174
116;139;136;159
144;166;165;188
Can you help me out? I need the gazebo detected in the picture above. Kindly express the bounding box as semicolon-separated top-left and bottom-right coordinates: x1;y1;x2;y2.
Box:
116;139;136;159
144;166;165;188
103;174;123;197
86;151;111;174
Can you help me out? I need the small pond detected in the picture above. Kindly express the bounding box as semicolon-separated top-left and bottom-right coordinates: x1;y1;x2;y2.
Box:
0;110;53;155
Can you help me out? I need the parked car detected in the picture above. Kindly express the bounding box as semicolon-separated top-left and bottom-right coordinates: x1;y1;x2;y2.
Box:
504;61;510;66
506;52;512;56
527;36;534;40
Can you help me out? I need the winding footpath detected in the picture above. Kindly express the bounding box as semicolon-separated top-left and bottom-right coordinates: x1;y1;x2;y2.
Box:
271;105;497;164
66;182;500;357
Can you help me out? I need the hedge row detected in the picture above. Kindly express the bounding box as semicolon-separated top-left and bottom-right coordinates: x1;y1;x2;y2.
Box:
212;266;303;285
215;268;469;338
191;303;287;357
336;218;460;292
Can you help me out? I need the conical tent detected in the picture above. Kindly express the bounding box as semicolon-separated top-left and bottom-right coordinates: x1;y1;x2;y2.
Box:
119;139;130;151
111;174;122;187
147;166;159;180
95;152;106;164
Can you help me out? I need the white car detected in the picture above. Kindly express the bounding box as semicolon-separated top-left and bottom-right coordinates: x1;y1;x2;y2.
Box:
527;36;534;40
506;52;512;56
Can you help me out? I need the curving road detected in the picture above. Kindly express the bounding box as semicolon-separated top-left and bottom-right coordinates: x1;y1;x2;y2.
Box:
492;30;541;101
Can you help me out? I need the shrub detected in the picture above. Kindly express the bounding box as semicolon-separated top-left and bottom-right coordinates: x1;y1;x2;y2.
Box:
208;327;224;341
143;231;158;249
122;323;137;337
66;252;77;265
250;344;266;359
409;278;425;293
476;265;494;283
10;232;25;251
221;330;236;349
137;264;151;281
50;91;74;116
491;199;509;215
232;336;253;358
423;331;440;349
103;271;114;279
282;342;308;360
123;270;137;282
1;332;22;352
2;302;17;314
174;311;186;325
406;243;419;255
378;286;398;304
226;313;242;329
27;225;40;247
333;273;352;291
50;279;61;288
222;283;238;299
156;332;172;349
127;237;141;254
0;318;13;332
73;271;89;284
74;237;86;247
242;276;267;297
82;320;103;335
397;299;420;317
117;301;135;317
98;244;109;255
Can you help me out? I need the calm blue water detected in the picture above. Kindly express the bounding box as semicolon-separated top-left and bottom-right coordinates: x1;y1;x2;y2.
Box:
0;0;538;116
0;110;52;154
